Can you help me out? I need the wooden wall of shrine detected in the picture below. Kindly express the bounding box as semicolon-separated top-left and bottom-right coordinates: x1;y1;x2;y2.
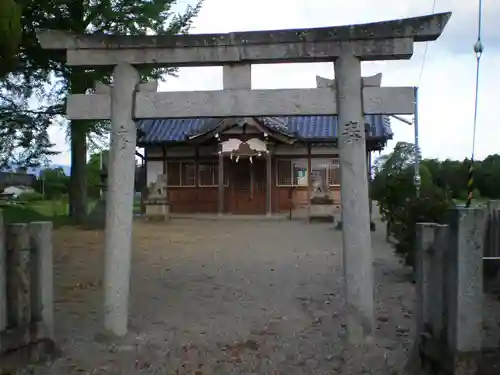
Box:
143;144;343;216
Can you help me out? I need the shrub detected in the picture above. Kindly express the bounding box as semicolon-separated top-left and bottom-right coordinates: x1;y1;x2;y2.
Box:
390;187;451;266
377;175;452;266
17;191;44;202
372;142;453;267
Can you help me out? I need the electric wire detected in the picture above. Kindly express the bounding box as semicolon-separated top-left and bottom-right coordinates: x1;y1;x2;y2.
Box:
416;0;438;87
466;0;484;208
413;0;437;196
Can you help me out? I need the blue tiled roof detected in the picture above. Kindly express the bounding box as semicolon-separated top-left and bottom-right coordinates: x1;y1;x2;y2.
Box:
137;115;393;144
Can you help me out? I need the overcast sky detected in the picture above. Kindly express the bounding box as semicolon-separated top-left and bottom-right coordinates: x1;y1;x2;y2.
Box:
48;0;499;165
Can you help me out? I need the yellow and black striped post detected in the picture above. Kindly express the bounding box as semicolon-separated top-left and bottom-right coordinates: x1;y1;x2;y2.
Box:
465;159;474;208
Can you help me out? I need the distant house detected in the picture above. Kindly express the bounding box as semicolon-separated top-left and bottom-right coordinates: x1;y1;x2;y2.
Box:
0;171;37;191
2;185;34;198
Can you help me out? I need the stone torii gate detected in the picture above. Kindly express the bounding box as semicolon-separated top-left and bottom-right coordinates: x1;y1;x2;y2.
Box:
36;13;450;344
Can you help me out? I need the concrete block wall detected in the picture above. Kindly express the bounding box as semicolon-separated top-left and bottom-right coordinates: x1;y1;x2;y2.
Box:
0;214;56;372
412;208;487;374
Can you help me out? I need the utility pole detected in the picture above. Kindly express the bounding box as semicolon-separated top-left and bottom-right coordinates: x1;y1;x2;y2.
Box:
389;87;421;197
413;87;421;197
99;150;103;198
41;173;45;197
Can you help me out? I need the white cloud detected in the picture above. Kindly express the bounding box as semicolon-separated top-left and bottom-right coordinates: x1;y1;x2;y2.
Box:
49;0;499;165
47;125;71;165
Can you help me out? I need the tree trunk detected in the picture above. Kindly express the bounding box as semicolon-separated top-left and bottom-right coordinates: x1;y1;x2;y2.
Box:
69;122;88;222
68;69;88;223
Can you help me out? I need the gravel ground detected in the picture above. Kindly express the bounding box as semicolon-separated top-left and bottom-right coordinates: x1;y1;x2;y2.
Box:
16;219;500;374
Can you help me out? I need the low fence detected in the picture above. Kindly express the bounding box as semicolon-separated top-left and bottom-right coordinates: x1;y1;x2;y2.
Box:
409;207;498;374
386;201;500;263
0;212;56;372
484;201;500;261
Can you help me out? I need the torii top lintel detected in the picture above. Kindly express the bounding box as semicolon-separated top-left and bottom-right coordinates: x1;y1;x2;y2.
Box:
36;12;451;67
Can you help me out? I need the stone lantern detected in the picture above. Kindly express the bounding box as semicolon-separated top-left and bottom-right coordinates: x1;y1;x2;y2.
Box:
144;174;170;221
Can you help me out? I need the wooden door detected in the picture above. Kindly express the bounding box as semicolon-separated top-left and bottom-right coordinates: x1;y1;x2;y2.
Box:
251;159;266;213
230;159;266;214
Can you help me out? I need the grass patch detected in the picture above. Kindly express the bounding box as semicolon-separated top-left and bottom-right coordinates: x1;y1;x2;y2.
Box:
1;198;142;226
0;204;71;227
29;200;70;216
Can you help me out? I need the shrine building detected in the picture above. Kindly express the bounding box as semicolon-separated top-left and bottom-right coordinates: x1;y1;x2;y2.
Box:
137;113;392;217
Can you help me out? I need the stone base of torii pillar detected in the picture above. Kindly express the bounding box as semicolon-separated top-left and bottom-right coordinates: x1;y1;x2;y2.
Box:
336;220;377;231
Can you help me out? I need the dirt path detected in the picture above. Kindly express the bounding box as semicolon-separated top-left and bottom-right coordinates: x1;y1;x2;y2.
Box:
16;219;496;374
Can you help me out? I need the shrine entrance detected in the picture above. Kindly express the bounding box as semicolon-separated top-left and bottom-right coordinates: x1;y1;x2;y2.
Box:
36;12;450;343
229;158;266;215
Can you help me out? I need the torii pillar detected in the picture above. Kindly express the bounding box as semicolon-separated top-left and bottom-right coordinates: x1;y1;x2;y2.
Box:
317;73;382;232
100;74;158;336
335;52;376;344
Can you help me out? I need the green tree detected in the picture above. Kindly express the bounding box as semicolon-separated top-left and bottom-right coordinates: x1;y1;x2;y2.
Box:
0;0;62;169
39;166;69;199
0;0;22;76
439;159;469;199
420;158;440;185
86;150;108;199
418;155;500;202
372;142;452;267
64;0;202;224
475;154;500;199
1;0;203;224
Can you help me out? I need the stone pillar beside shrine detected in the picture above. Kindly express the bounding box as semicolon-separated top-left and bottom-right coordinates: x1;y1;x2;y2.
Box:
144;174;170;221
